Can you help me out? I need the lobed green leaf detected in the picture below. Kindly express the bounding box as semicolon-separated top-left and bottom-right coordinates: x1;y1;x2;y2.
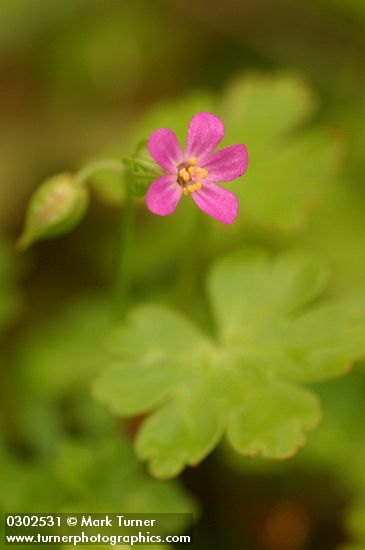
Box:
94;251;365;478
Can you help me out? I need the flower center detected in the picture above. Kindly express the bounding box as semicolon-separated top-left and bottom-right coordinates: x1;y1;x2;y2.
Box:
177;157;208;195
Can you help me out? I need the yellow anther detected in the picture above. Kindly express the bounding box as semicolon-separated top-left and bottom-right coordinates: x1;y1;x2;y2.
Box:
196;167;208;179
189;182;202;193
184;182;202;195
179;168;190;182
188;166;195;174
189;157;198;166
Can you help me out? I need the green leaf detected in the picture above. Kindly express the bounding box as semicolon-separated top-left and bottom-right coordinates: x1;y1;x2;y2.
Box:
226;374;320;459
18;297;111;398
94;251;365;478
296;176;365;301
222;72;318;146
220;73;343;231
208;252;365;383
0;442;68;514
135;372;224;479
0;431;195;550
208;251;329;343
54;433;196;518
12;297;113;454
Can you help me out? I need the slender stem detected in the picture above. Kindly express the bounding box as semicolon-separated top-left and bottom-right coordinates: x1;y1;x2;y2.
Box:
173;207;202;309
76;160;124;184
75;158;134;320
113;183;135;321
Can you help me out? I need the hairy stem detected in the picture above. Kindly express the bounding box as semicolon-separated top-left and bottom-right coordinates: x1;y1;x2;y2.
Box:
76;158;134;320
76;160;124;184
113;184;135;321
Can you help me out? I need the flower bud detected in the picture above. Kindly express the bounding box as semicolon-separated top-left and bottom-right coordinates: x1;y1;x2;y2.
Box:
18;173;89;250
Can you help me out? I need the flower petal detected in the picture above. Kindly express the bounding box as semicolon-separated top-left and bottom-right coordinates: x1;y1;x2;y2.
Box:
191;183;238;224
147;129;183;172
202;144;248;182
146;175;182;216
184;112;225;160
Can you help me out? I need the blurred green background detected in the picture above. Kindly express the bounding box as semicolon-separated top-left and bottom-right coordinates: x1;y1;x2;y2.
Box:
1;1;365;549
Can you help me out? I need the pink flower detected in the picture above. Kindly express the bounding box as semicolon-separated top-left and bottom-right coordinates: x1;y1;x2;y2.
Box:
146;112;248;224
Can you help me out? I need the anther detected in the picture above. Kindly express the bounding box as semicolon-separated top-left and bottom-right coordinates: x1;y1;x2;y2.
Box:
196;167;208;179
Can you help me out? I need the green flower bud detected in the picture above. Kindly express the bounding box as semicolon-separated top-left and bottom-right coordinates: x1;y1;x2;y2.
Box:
18;173;89;250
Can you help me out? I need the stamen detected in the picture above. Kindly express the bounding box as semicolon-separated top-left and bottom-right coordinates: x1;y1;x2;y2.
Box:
177;159;207;191
179;168;190;182
196;167;208;179
183;182;202;195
